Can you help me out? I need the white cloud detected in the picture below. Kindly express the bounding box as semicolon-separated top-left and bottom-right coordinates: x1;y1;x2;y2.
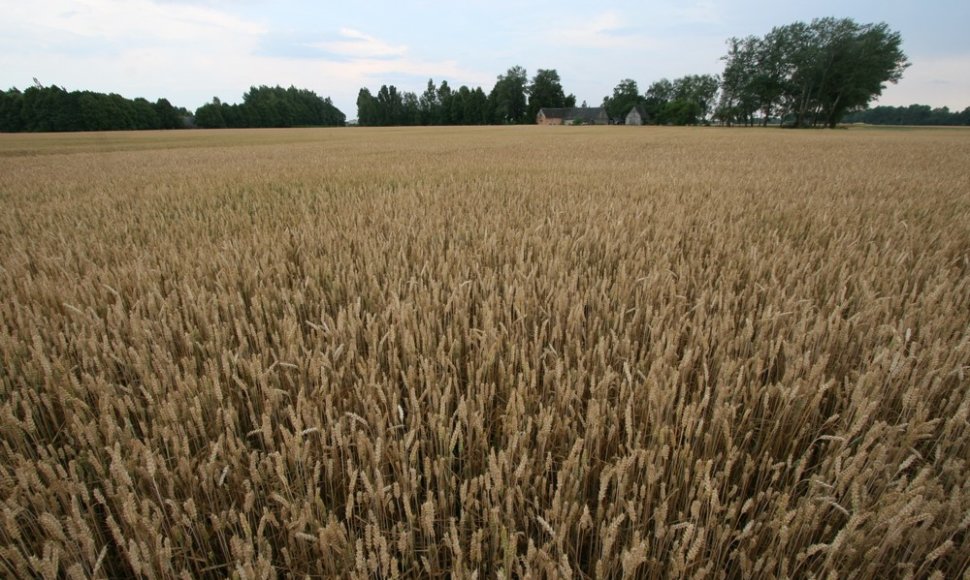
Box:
671;1;723;25
309;28;408;59
0;1;490;113
545;11;660;50
4;0;266;44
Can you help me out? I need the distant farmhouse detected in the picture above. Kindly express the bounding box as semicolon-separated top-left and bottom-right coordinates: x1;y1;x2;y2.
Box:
537;107;610;125
537;106;648;125
625;106;647;126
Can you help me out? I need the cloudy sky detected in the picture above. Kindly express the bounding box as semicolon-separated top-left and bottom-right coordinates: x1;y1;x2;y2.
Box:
2;0;968;118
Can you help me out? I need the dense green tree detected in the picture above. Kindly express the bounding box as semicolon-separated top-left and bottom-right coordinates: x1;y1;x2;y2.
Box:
720;18;908;127
194;99;226;128
153;98;183;129
437;81;454;125
211;85;345;128
465;87;489;125
0;89;25;132
643;79;673;124
419;79;440;125
842;104;970;126
488;66;528;124
2;82;343;132
717;34;787;126
132;98;161;130
640;76;718;125
526;69;574;122
377;85;403;125
603;79;643;121
356;88;379;126
671;74;720;124
402;91;421;126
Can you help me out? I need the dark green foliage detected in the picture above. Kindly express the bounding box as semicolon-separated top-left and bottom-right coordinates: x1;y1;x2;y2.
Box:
0;85;194;132
526;69;575;123
636;75;719;125
488;66;529;124
196;86;345;129
842;104;970;126
357;80;488;126
717;18;909;127
602;79;644;122
194;100;227;129
0;89;25;132
356;65;554;127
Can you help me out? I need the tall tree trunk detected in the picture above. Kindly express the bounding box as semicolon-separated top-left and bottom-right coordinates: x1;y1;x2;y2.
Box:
826;93;843;128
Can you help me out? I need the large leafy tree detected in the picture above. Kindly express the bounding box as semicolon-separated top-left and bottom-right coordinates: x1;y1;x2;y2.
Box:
603;79;643;121
437;81;454;125
194;98;226;128
719;18;908;127
643;79;673;124
153;98;183;129
0;88;25;132
526;69;575;122
671;74;720;124
464;87;489;125
356;88;379;126
717;34;787;126
419;79;440;125
488;66;528;124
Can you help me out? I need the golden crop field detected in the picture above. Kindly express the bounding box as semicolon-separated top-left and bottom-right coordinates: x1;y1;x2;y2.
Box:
1;126;968;578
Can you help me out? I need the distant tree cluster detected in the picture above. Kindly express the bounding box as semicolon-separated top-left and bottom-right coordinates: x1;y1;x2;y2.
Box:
842;104;970;126
602;75;720;125
194;86;345;128
355;18;913;129
356;82;490;126
717;18;909;127
0;85;187;132
355;67;575;126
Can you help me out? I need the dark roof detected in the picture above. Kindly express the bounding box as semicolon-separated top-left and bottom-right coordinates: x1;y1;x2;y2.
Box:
538;107;570;119
539;107;606;123
566;107;607;122
538;107;607;121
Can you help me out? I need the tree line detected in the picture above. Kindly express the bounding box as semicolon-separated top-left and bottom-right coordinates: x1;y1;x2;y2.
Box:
842;105;970;126
359;17;916;128
355;68;577;126
193;86;345;128
2;17;961;133
0;84;344;132
600;75;721;126
0;85;188;132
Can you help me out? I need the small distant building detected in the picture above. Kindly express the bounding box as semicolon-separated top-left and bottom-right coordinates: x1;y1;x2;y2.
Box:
537;108;568;125
537;107;610;125
625;106;647;126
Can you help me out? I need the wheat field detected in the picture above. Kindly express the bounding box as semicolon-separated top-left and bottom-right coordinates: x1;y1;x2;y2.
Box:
1;126;968;578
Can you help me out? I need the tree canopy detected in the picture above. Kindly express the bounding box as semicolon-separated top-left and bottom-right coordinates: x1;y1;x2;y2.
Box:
488;66;529;124
194;86;345;129
842;104;970;126
0;85;189;132
602;79;643;122
527;69;575;122
717;18;909;127
356;81;488;127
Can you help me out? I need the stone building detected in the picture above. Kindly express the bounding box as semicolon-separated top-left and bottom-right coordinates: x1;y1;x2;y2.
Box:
536;107;610;125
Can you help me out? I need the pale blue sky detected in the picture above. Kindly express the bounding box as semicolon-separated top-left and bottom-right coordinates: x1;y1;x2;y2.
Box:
2;0;967;118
